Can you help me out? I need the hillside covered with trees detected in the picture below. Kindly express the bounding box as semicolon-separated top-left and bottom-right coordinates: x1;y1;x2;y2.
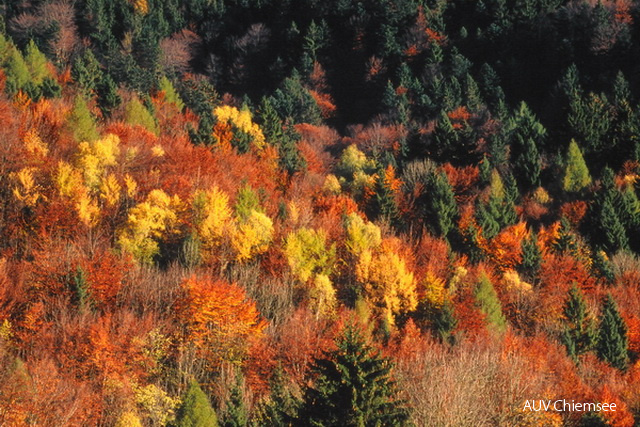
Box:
1;0;640;425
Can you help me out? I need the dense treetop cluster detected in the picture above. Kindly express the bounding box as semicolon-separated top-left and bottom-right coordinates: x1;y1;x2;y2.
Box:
1;0;640;425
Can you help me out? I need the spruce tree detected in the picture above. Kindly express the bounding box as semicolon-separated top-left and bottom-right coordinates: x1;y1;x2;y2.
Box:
598;198;629;254
563;139;591;193
176;380;219;427
560;285;597;359
596;294;629;370
508;102;545;189
253;365;299;426
223;372;248;427
426;171;458;240
474;273;507;333
519;233;541;282
298;325;409;426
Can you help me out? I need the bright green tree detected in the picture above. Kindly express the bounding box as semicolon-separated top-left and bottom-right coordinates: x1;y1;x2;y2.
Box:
125;97;158;135
563;139;591;192
597;294;629;370
297;325;409;426
474;273;507;333
68;96;99;142
24;40;49;84
175;380;218;427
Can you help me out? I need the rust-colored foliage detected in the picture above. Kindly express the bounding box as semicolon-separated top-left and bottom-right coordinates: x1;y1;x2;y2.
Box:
487;222;528;272
174;276;266;368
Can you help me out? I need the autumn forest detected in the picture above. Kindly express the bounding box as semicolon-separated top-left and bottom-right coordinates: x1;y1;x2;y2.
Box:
1;0;640;425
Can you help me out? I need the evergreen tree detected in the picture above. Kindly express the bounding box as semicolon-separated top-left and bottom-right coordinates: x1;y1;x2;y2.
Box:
432;109;458;161
125;97;158;135
24;40;49;84
426;171;458;240
68;96;99;142
597;294;629;370
298;324;409;426
563;139;591;193
591;250;615;285
519;232;541;282
5;47;30;93
97;74;121;118
598;197;629;254
176;380;218;427
373;166;400;226
433;300;458;345
253;365;299;426
508;102;544;189
560;285;597;359
223;372;248;427
474;273;507;333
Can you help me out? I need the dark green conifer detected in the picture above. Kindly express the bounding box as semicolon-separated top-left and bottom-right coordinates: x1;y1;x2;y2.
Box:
561;285;597;359
596;294;629;370
297;325;409;426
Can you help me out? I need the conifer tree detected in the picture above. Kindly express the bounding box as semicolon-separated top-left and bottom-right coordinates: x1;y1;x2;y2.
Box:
223;372;248;427
68;96;99;142
519;232;541;282
597;294;629;370
5;47;30;93
297;324;409;426
97;74;121;118
561;285;597;359
24;40;49;84
176;380;218;427
591;250;615;285
598;198;629;254
508;102;544;189
426;171;458;240
432;109;458;161
253;364;299;426
563;139;591;193
125;97;158;135
474;273;507;333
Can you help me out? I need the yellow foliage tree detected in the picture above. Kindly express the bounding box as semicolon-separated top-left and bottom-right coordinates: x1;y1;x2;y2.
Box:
344;213;381;256
421;271;447;309
77;133;120;190
214;105;266;150
309;274;337;318
117;190;183;264
230;210;273;262
100;174;122;208
23;128;48;159
284;227;335;282
55;161;83;198
11;167;42;207
355;240;417;328
192;186;232;261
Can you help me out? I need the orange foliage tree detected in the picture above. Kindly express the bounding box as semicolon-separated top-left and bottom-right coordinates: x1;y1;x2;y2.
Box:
173;276;266;369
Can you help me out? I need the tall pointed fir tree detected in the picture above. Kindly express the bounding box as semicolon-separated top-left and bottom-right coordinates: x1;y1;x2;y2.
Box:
222;372;248;427
563;139;591;193
297;324;409;426
175;380;218;427
597;294;629;371
508;102;544;190
561;285;597;359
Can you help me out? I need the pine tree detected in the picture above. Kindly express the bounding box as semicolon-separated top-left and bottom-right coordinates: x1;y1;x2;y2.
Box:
5;47;30;93
176;380;219;427
561;285;597;359
24;40;49;84
591;250;615;285
297;324;409;426
474;273;507;333
596;294;629;370
433;300;458;345
563;139;591;193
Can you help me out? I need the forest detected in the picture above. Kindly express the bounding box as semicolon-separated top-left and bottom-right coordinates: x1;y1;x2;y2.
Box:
1;0;640;425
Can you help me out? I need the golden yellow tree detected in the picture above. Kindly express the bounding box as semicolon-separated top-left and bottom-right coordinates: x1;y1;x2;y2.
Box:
355;239;417;328
117;190;183;263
